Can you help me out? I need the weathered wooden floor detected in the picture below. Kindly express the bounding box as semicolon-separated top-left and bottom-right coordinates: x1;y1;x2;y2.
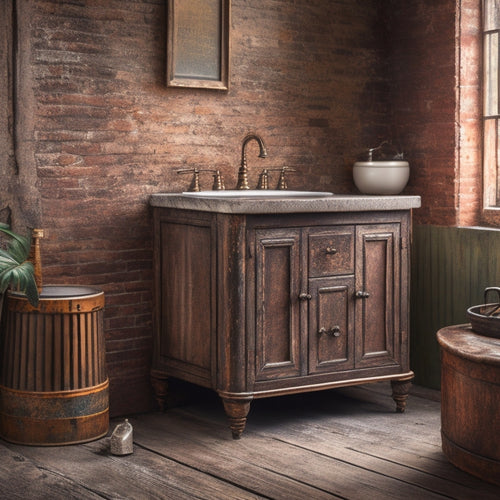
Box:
0;383;498;499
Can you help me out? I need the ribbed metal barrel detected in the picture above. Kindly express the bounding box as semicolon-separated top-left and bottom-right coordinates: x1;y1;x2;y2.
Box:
0;285;108;445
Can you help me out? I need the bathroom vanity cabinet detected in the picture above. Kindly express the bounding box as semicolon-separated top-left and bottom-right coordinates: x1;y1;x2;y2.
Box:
150;194;420;438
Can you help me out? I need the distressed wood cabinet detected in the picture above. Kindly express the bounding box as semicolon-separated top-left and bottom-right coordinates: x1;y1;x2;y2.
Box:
151;207;414;438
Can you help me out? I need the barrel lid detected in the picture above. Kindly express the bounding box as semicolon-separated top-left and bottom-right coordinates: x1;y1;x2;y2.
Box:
437;324;500;367
7;285;104;313
8;285;102;299
39;285;102;299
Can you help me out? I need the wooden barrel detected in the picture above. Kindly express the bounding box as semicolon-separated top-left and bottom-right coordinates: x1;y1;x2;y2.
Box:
0;285;109;445
437;324;500;486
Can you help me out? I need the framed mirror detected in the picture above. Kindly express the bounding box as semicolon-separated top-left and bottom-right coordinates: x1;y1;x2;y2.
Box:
166;0;230;90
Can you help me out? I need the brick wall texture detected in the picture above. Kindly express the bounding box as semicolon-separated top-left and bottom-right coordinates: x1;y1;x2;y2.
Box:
390;0;481;227
1;0;474;414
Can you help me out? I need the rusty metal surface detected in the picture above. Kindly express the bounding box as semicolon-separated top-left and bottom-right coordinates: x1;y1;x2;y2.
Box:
0;381;109;445
1;293;106;391
0;291;109;445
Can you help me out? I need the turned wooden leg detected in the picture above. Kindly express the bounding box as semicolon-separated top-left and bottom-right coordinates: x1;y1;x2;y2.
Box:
220;395;253;439
391;378;412;413
150;370;168;411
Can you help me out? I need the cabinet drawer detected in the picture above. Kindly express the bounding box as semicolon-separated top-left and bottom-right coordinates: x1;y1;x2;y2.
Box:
308;227;355;277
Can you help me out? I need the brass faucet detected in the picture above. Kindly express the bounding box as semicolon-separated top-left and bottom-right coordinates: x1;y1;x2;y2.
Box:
236;134;268;189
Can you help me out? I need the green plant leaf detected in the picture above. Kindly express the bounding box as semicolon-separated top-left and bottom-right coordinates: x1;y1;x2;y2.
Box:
23;273;39;307
0;251;19;265
0;224;30;252
0;224;39;307
7;236;30;262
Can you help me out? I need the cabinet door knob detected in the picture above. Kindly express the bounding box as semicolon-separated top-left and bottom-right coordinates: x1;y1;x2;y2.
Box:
325;247;337;254
299;293;312;301
355;290;370;299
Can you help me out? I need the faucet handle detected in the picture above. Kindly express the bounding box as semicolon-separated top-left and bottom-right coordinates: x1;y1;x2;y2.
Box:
199;169;225;190
177;168;226;191
256;169;269;190
177;168;201;192
271;166;297;190
209;169;225;190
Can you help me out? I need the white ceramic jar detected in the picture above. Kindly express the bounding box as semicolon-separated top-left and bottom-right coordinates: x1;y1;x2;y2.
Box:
353;160;409;195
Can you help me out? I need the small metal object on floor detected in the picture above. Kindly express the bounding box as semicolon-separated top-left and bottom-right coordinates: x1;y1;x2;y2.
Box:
110;419;134;455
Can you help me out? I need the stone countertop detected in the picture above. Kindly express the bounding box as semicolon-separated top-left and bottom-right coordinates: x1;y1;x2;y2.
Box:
149;192;421;214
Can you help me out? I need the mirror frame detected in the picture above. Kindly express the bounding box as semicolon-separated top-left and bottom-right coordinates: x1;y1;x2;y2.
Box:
166;0;230;90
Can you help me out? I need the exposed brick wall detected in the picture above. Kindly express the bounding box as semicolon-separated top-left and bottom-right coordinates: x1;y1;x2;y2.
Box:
3;0;393;415
389;0;459;226
457;0;481;227
389;0;483;227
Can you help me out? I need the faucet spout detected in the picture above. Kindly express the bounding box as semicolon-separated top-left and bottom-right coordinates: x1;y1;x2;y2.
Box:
236;134;268;189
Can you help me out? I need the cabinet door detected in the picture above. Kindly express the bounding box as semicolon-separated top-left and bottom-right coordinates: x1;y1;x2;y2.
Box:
254;228;302;381
308;276;355;374
354;224;401;368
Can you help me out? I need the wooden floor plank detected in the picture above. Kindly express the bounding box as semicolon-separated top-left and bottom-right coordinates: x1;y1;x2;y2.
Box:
1;384;498;499
133;412;340;500
133;410;451;500
247;386;500;497
0;444;102;499
173;383;500;498
3;438;264;500
245;414;500;499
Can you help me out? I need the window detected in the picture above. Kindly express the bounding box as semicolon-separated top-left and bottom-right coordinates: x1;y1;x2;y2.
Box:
483;0;500;208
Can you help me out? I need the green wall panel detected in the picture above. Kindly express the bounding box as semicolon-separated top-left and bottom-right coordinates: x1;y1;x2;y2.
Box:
410;225;500;388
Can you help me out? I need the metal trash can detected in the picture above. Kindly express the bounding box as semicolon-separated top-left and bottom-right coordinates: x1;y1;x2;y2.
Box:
0;285;108;445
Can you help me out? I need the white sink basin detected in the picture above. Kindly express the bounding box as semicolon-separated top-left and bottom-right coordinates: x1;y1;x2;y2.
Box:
182;190;334;198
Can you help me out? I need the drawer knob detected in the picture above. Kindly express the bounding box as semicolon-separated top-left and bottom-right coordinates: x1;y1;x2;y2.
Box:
325;247;337;255
319;326;341;336
299;293;312;301
356;290;370;299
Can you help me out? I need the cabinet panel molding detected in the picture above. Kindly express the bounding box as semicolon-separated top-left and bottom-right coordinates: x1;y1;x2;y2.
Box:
308;226;355;277
254;229;301;380
158;218;215;386
355;224;401;368
308;276;355;373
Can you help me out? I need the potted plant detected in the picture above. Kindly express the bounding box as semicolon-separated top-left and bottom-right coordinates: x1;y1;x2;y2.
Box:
0;223;39;316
